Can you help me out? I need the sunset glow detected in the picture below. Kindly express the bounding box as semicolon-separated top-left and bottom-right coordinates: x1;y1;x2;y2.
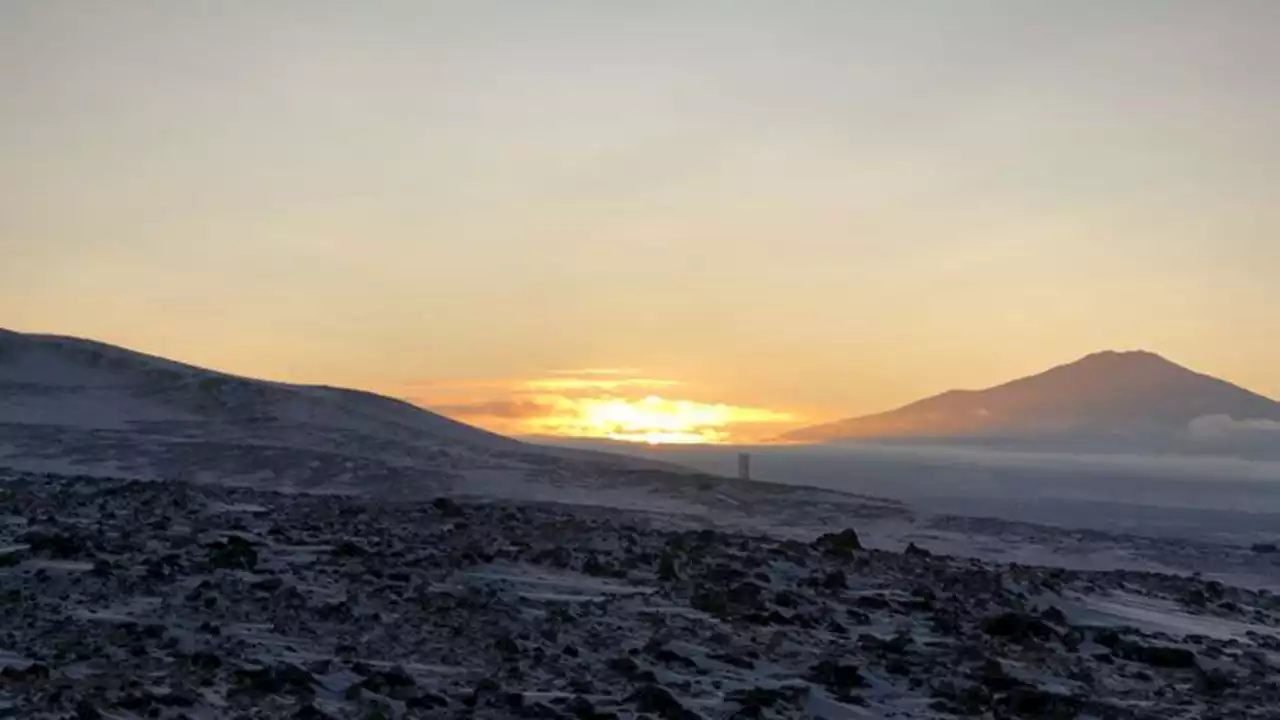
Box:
410;373;797;444
7;2;1280;440
536;395;794;445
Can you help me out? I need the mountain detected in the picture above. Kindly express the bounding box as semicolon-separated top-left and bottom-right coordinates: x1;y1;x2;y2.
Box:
781;350;1280;450
0;328;663;493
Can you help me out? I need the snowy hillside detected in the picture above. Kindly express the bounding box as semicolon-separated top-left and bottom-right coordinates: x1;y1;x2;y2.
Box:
0;329;655;492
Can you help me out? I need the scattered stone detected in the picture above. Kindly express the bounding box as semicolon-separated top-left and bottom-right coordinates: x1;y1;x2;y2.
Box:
1120;643;1198;669
656;552;680;581
1;471;1276;720
206;536;258;570
809;659;867;691
998;686;1083;719
1039;605;1067;625
982;612;1056;643
432;497;465;517
626;684;696;720
233;663;318;696
330;540;368;558
821;570;847;590
903;542;931;558
813;529;862;557
16;530;90;559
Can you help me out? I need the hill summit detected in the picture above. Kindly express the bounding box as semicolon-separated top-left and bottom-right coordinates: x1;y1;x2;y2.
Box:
781;350;1280;447
0;328;653;491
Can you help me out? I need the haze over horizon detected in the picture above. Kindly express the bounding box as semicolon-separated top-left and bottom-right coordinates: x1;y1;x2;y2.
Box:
4;1;1279;443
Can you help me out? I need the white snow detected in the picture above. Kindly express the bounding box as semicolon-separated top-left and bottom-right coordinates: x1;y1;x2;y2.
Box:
462;563;656;599
1063;590;1280;641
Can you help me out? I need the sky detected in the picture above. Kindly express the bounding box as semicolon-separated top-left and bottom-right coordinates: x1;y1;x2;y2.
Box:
2;1;1279;442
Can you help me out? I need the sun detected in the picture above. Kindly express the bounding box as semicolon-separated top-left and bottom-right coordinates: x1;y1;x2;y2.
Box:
533;394;793;445
414;371;797;445
578;396;730;444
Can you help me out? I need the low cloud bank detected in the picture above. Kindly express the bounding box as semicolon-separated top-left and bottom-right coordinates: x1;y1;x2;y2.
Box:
1189;414;1280;439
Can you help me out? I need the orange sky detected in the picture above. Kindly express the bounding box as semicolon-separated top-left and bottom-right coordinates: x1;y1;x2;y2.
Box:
3;2;1279;443
403;369;803;444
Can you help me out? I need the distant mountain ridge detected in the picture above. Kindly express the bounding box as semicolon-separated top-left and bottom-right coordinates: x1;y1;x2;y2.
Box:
781;350;1280;451
0;328;663;492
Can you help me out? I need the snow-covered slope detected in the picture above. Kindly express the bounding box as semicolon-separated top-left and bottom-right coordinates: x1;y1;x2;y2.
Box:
0;329;518;441
0;328;654;491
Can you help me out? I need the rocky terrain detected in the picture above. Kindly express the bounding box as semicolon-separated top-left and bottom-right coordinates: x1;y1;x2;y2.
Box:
3;471;1279;719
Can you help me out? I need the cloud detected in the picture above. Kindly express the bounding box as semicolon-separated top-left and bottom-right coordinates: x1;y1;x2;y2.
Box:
523;377;681;393
548;368;640;376
430;398;559;420
1189;414;1280;438
400;378;523;396
401;372;678;396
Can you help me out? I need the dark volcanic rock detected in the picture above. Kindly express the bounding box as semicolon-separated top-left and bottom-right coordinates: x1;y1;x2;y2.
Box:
1039;605;1067;625
821;570;847;590
17;530;91;559
727;686;807;719
206;536;259;570
432;497;466;517
999;686;1083;719
1121;643;1198;669
904;542;932;558
233;663;317;696
626;684;698;720
3;471;1278;720
809;659;867;691
813;528;862;557
982;612;1056;643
